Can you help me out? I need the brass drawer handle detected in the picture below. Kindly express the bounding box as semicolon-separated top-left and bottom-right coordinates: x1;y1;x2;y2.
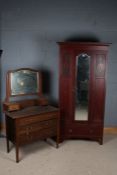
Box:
90;129;93;133
27;135;33;140
26;126;33;135
26;129;29;135
69;129;72;133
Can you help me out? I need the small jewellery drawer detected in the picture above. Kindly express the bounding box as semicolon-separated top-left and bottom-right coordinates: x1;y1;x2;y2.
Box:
8;104;20;111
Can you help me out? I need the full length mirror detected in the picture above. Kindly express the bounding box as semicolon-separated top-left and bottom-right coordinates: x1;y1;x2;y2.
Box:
75;53;90;121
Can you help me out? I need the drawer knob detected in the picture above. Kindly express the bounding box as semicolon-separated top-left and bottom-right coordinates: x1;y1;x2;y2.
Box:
90;129;93;133
69;129;72;133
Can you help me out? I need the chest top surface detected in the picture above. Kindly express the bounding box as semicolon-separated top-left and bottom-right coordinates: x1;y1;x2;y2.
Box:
5;105;59;119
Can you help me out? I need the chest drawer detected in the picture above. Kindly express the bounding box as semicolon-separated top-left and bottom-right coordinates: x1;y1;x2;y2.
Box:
18;127;57;144
18;119;57;135
18;113;58;126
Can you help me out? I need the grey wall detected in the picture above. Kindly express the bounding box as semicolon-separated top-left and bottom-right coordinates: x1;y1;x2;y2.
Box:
1;0;117;126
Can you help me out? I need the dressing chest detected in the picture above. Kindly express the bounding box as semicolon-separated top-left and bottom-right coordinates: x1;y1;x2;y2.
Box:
3;68;60;162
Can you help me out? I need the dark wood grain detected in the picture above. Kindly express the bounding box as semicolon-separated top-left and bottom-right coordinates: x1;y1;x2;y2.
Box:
4;105;60;162
3;67;60;162
58;42;110;144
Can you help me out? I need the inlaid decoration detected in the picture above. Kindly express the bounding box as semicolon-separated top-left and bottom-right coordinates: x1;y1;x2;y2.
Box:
95;55;105;78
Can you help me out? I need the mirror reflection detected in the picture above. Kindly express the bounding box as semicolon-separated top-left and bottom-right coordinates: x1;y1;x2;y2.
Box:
11;70;39;96
75;53;90;121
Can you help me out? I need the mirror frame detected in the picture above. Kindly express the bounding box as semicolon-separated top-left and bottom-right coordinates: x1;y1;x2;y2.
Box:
5;68;42;102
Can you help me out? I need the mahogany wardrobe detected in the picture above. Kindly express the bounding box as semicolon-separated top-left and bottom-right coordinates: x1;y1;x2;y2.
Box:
58;42;110;144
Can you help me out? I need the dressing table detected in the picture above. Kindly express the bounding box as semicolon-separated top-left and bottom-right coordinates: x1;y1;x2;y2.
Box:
3;68;60;162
